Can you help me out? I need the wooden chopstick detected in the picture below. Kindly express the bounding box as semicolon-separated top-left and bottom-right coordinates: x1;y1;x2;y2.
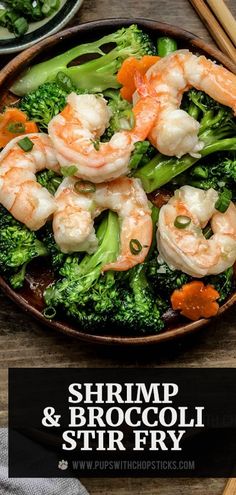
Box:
189;0;236;62
206;0;236;47
223;478;236;495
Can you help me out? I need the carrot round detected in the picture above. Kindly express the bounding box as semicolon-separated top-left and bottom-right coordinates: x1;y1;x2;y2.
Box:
0;107;38;148
171;281;220;321
117;55;160;102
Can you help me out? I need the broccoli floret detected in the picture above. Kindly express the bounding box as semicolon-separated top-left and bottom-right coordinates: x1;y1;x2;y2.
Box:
0;206;48;288
43;210;164;334
147;254;234;304
19;75;81;130
102;90;133;141
129;140;156;172
39;223;65;272
206;267;235;303
135;90;236;193
113;264;165;334
11;24;156;96
37;170;62;195
147;257;190;296
44;211;120;324
171;153;236;200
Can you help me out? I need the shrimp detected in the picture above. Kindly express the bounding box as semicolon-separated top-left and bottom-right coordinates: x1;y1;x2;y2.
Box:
53;176;152;272
48;92;159;183
157;185;236;277
0;133;59;230
136;49;236;158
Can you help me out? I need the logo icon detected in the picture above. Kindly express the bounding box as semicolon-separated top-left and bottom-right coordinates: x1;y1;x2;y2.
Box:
58;460;68;471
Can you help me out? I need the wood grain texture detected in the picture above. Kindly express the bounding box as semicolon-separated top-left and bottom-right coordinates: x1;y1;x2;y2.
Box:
1;1;236;494
223;478;236;495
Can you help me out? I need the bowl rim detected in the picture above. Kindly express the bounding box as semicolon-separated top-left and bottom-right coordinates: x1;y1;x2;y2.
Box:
0;17;235;346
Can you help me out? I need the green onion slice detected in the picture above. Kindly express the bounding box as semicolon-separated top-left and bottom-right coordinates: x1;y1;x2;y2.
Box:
203;225;213;239
18;137;33;152
174;215;191;229
7;122;25;134
74;180;96;194
215;188;232;213
61;165;78;177
43;306;56;319
129;238;142;255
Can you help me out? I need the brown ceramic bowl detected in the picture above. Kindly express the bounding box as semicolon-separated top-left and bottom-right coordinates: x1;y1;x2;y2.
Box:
0;18;235;345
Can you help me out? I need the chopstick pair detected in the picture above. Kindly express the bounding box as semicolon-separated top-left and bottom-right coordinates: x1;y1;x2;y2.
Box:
189;0;236;62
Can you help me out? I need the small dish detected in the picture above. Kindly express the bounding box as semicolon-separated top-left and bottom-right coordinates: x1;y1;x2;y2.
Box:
0;0;84;54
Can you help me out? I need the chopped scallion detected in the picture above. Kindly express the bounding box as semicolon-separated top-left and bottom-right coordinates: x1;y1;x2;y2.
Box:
7;122;25;134
174;215;191;229
43;306;56;319
61;165;78;177
203;225;213;239
74;180;96;194
18;137;33;152
129;238;142;255
215;188;232;213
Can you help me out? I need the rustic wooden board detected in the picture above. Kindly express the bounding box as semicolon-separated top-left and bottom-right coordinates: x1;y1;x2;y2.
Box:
0;0;236;494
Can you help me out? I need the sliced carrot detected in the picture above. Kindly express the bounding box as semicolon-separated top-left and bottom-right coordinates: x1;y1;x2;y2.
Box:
117;55;160;102
171;281;220;321
0;107;38;148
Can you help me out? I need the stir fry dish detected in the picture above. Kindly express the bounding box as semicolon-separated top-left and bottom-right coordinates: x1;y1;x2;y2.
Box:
0;24;236;335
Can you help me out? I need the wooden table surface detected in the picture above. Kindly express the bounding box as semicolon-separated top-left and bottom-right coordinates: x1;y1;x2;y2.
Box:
1;0;236;494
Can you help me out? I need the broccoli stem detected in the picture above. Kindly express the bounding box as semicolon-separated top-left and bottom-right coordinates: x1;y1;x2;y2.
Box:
44;211;120;308
11;24;155;96
11;35;112;95
135;138;236;193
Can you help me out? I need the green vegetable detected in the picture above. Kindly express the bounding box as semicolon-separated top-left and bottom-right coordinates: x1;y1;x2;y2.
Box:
43;211;165;334
129;141;152;171
39;222;65;272
215;188;232;213
61;165;78;177
112;264;165;334
43;306;56;319
135;90;236;192
7;122;25;133
129;239;142;255
147;254;235;305
18;136;33;152
203;225;213;239
0;9;28;37
36;169;62;195
147;257;190;296
44;211;120;327
0;205;48;289
0;1;60;38
174;215;191;229
101;90;133;141
170;153;236;201
19;76;83;130
157;37;177;57
206;267;235;303
11;24;156;96
74;180;96;194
